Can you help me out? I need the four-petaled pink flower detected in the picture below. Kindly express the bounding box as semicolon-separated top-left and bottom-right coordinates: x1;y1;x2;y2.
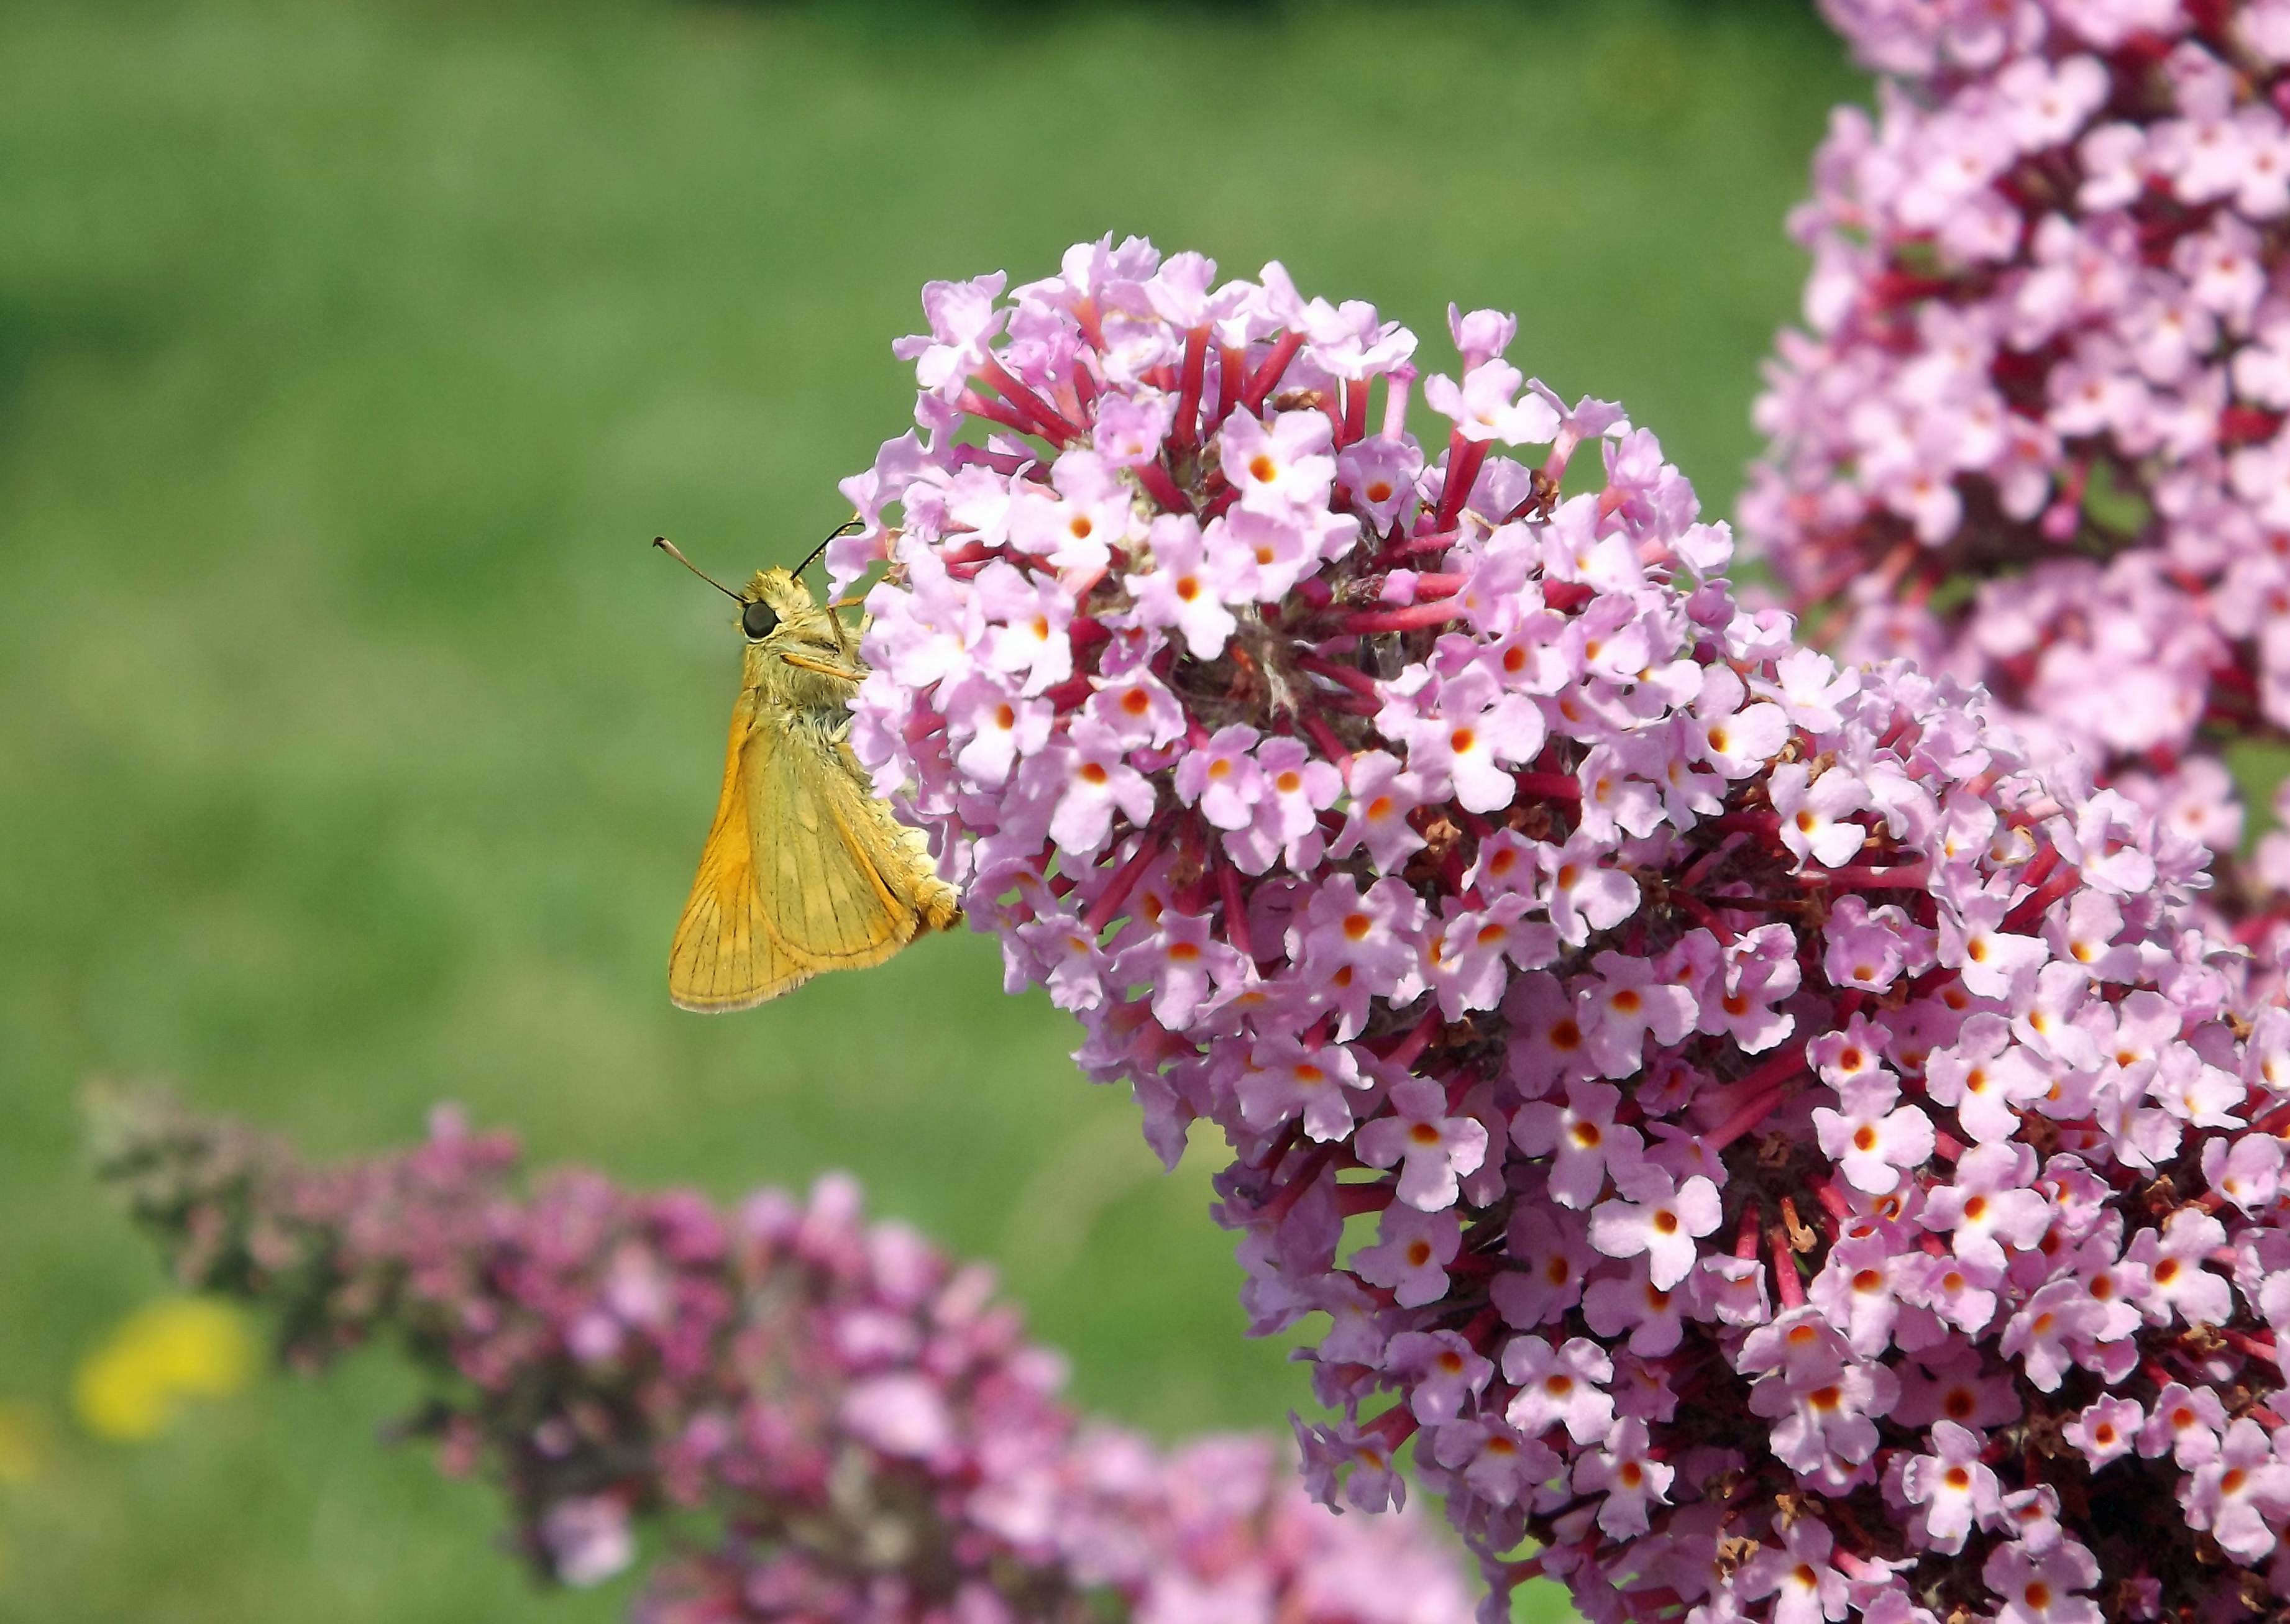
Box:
1812;1075;1937;1195
1897;1418;2001;1553
1424;358;1561;446
1744;1515;1851;1624
1235;1038;1365;1141
1588;1166;1721;1290
2182;1418;2290;1561
1357;1076;1490;1212
1769;762;1869;869
1982;1536;2102;1624
2061;1395;2142;1471
1511;1080;1645;1210
1500;1334;1615;1445
1571;1415;1674;1538
1353;1205;1461;1310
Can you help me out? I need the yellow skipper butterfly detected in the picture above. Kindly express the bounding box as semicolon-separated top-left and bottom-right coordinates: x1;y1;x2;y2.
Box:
656;532;960;1011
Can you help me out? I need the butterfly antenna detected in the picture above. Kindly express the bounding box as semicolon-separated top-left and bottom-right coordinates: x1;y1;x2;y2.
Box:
794;516;866;658
793;515;864;582
653;536;744;602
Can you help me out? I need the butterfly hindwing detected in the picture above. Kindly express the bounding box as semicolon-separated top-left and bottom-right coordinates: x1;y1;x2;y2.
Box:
754;718;914;969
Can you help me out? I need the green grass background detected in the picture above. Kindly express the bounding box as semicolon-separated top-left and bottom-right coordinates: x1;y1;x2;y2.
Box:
0;1;1857;1618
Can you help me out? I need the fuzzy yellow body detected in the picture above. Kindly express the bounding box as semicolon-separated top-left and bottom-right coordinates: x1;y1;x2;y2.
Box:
669;567;961;1011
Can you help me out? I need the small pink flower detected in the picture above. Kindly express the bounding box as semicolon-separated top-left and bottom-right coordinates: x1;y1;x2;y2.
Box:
1383;1330;1493;1425
1807;1232;1912;1357
1356;1076;1490;1213
1327;752;1430;874
894;271;1008;393
2182;1418;2290;1560
1219;408;1337;518
1423;358;1560;447
1235;1038;1366;1142
1500;1334;1615;1445
1033;718;1156;858
1294;874;1431;1039
1812;1077;1936;1196
1982;1536;2102;1624
1921;1143;2052;1274
1427;1418;1555;1508
2204;1131;2285;1216
1352;1205;1461;1310
1577;951;1699;1081
539;1495;635;1587
1897;1419;2000;1553
1588;1166;1723;1290
842;1372;953;1459
1227;734;1344;876
1512;1080;1646;1210
1423;892;1557;1018
1108;910;1249;1029
2062;1395;2142;1470
1127;514;1238;659
2140;1380;2228;1469
1539;835;1641;946
1381;665;1547;814
2123;1207;2235;1328
1925;1014;2053;1144
1175;724;1266;831
1770;762;1870;869
1744;1515;1851;1624
1337;437;1423;534
1571;1415;1674;1538
1999;1279;2109;1392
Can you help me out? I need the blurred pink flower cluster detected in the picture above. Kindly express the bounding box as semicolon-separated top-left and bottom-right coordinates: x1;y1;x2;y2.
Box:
835;239;2290;1624
1743;0;2290;981
91;1089;1471;1624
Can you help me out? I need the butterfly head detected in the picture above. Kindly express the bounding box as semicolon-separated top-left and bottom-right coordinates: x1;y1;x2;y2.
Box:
651;537;848;657
737;567;826;643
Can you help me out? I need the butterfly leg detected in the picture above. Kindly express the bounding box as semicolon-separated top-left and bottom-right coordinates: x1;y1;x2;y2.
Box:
781;650;864;683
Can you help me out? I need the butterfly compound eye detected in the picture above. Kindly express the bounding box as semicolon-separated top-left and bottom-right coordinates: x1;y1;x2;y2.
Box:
741;600;780;641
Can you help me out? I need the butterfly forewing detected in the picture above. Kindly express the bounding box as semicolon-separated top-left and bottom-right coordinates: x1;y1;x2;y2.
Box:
668;657;955;1013
668;690;808;1010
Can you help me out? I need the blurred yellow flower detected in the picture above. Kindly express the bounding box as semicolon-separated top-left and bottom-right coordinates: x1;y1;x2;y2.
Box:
72;1298;257;1442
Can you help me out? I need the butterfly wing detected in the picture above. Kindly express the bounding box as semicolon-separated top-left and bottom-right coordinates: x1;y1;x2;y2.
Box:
668;688;801;1011
668;687;956;1012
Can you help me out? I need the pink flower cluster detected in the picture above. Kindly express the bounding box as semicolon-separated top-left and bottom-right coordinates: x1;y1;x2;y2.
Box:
1742;0;2290;975
836;240;2290;1623
91;1088;1471;1624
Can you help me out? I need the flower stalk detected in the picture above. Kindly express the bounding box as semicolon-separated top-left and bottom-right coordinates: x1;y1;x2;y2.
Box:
88;1087;1473;1624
